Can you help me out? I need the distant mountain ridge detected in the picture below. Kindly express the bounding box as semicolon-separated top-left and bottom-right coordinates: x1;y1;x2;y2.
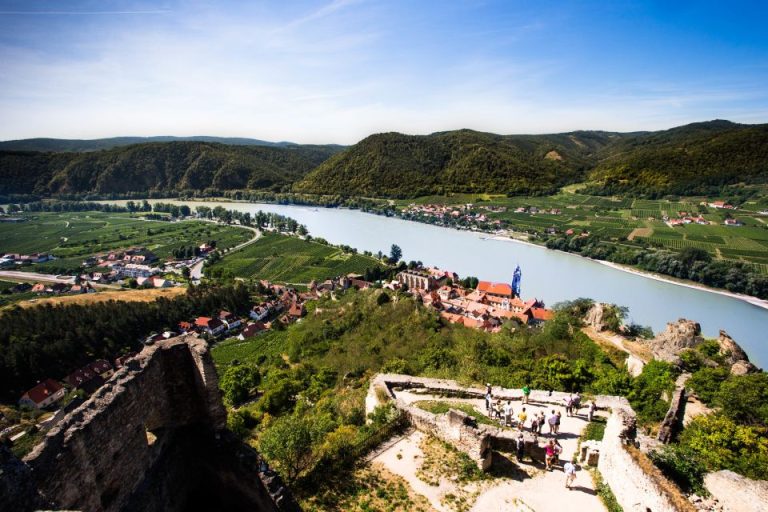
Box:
1;120;766;198
0;136;345;153
0;141;342;196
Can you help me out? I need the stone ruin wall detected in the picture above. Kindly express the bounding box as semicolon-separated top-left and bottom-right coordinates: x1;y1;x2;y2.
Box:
367;373;693;512
0;335;298;512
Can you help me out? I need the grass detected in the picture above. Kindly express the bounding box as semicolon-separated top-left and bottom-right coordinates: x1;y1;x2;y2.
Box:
591;469;624;512
412;400;499;427
581;416;607;441
0;211;252;263
14;287;187;308
211;330;289;367
209;232;383;283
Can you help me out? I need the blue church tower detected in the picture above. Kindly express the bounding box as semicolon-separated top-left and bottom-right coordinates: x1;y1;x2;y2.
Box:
511;265;522;297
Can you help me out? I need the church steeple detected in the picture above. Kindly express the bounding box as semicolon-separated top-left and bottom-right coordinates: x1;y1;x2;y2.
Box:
511;265;522;298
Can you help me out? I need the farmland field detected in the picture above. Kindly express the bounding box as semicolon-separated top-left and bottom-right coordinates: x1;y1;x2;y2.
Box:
211;330;288;368
208;232;384;283
0;212;252;265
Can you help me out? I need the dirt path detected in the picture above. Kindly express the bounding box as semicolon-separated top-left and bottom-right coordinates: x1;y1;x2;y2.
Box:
581;326;651;376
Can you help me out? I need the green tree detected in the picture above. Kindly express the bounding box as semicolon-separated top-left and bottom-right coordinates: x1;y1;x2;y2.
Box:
219;363;260;406
258;413;322;482
389;244;402;263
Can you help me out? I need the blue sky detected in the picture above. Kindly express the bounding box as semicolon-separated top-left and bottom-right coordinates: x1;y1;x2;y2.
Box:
0;0;767;143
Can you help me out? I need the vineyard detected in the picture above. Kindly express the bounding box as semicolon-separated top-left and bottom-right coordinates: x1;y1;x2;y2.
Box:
209;233;384;283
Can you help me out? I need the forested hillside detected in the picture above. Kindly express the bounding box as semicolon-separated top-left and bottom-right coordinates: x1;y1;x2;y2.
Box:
0;136;338;152
0;141;341;195
2;120;767;198
293;129;619;197
586;120;768;196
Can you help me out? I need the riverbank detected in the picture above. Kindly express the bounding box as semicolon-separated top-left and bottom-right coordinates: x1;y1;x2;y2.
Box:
486;232;768;311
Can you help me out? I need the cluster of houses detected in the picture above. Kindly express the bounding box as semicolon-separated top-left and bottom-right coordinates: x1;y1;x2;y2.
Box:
29;281;96;295
393;268;554;332
403;204;504;228
664;212;710;227
0;252;53;268
513;206;561;215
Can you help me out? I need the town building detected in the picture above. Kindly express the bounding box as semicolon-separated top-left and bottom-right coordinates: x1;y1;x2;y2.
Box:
19;379;66;410
397;270;438;291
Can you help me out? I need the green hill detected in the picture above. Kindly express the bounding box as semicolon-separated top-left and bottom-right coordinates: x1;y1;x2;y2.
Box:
293;129;620;197
0;141;341;196
586;120;768;196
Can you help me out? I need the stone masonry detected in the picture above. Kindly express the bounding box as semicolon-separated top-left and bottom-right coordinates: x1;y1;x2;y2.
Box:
0;334;300;512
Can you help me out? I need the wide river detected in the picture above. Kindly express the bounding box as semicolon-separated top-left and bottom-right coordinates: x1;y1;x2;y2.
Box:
106;199;768;367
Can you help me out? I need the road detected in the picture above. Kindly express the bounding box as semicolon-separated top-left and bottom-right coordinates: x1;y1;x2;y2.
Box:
190;224;261;281
0;270;121;289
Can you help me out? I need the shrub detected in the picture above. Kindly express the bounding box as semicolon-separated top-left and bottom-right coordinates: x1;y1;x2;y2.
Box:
687;367;729;405
649;445;708;494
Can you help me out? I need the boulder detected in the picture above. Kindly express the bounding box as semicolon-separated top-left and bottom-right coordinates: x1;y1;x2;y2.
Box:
585;303;609;331
704;470;768;512
646;319;704;364
717;330;758;374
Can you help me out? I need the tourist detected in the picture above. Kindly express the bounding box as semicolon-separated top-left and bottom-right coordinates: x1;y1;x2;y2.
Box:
516;433;525;462
485;388;492;413
517;407;527;430
588;401;597;422
554;411;562;434
537;412;545;434
494;400;504;420
553;439;563;466
503;400;514;427
530;414;539;435
564;460;577;489
547;410;557;435
564;394;573;417
545;439;556;470
522;384;531;404
573;392;582;415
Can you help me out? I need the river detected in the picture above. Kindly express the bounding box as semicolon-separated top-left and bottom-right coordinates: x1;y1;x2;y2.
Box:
104;199;768;367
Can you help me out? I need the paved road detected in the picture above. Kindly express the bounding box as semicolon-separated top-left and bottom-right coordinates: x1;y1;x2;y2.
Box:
0;270;74;283
191;224;261;281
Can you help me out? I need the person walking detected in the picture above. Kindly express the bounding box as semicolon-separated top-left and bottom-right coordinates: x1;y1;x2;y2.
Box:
537;412;545;434
564;460;577;489
517;407;527;431
545;439;556;471
572;392;582;416
485;384;492;413
554;411;562;434
516;433;525;462
522;384;531;404
503;400;514;427
564;394;573;417
588;400;596;422
547;410;557;435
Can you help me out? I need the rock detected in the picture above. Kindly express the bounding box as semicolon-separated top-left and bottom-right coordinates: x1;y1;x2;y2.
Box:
717;331;758;374
704;470;768;512
585;303;609;331
646;319;704;364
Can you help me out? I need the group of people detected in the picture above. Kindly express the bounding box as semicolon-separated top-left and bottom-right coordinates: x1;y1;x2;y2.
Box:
481;383;592;489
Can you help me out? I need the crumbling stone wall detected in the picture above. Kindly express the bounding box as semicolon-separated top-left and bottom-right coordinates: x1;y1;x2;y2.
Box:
0;335;299;512
369;373;694;511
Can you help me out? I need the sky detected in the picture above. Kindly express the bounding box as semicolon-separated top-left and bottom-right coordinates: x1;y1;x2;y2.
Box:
0;0;767;144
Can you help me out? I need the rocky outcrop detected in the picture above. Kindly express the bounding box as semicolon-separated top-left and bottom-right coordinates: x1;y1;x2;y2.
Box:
717;330;758;375
584;303;610;331
704;470;768;512
647;319;705;364
0;335;299;512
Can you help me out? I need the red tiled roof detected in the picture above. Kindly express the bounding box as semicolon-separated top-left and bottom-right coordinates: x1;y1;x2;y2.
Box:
477;281;513;297
195;317;213;327
23;379;63;404
531;308;554;321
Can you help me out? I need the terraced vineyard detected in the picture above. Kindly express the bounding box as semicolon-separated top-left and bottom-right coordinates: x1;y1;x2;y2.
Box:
208;232;384;283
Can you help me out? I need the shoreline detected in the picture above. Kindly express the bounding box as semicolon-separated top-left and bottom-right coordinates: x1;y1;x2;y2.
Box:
98;197;768;311
486;233;768;311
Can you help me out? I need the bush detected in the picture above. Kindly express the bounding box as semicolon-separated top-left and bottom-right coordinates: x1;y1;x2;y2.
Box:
628;360;679;424
687;367;729;405
649;445;707;494
219;363;260;406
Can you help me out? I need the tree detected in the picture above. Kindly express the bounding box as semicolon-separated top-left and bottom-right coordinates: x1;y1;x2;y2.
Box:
181;267;191;280
389;244;402;263
219;363;260;406
258;414;315;482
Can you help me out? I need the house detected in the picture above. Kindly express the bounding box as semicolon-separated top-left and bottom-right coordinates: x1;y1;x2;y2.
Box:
194;316;227;336
708;201;734;209
724;218;743;226
249;303;272;322
476;281;514;299
396;270;438;291
122;264;155;278
178;321;194;333
31;283;47;293
219;311;242;330
529;307;555;325
238;322;268;340
19;379;66;410
287;301;306;319
437;286;457;301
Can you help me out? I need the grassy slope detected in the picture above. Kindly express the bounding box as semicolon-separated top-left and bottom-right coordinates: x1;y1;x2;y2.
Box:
208;232;382;283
